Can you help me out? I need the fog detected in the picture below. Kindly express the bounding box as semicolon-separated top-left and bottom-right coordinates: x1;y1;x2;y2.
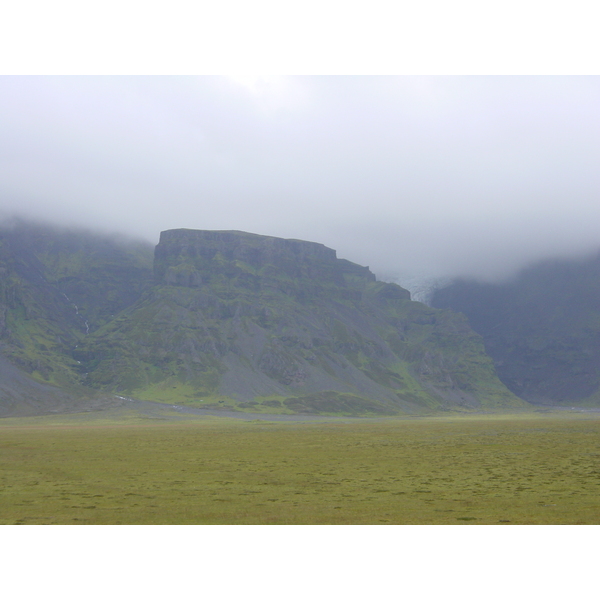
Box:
1;76;599;285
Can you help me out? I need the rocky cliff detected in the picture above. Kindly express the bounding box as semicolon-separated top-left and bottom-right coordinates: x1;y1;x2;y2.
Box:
73;228;521;414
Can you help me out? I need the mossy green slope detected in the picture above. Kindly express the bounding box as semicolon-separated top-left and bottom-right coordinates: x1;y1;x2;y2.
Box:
76;229;521;414
0;220;153;393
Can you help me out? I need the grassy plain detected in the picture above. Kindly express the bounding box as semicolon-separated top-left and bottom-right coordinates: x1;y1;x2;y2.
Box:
1;411;599;524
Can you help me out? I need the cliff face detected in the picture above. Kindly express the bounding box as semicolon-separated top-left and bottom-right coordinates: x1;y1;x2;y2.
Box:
74;229;520;414
155;229;338;279
153;229;368;296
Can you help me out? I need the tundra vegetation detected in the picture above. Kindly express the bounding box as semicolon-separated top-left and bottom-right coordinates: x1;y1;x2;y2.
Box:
1;411;598;525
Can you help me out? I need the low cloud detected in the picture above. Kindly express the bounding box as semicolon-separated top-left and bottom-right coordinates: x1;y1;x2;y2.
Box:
1;76;599;283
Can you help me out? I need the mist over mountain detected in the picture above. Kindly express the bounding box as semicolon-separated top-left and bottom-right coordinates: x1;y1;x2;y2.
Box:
1;76;600;283
4;217;600;417
2;76;600;416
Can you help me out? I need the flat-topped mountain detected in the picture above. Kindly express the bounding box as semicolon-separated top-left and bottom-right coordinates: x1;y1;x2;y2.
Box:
73;228;520;414
153;228;378;300
155;229;339;279
0;222;523;416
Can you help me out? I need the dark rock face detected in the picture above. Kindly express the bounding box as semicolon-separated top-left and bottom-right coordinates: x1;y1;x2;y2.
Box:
432;252;600;405
158;228;337;262
154;229;341;287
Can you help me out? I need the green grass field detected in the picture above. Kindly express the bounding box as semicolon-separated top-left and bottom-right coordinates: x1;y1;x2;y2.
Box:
1;411;599;524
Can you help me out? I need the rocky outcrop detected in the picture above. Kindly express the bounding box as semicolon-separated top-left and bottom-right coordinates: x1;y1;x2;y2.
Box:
154;229;341;287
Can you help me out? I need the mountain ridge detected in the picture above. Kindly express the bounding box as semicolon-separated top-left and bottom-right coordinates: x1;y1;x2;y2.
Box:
0;221;523;416
432;252;600;406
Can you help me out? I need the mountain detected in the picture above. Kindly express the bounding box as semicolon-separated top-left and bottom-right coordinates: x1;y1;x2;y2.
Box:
0;222;523;416
73;228;521;414
431;252;600;406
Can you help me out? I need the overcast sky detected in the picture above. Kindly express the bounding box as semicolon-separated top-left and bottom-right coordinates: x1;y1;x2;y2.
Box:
1;75;599;283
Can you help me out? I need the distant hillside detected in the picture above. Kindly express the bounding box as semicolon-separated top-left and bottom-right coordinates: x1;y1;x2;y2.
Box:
0;222;522;416
431;252;600;405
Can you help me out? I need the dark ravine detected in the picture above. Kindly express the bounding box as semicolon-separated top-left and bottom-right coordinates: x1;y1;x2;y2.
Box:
0;222;524;417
